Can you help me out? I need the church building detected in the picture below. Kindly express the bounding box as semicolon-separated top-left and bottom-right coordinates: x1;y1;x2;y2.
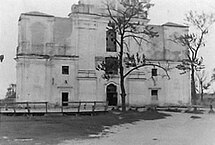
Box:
15;0;191;107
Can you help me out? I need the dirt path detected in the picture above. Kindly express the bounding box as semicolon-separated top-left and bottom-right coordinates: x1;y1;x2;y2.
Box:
59;112;215;145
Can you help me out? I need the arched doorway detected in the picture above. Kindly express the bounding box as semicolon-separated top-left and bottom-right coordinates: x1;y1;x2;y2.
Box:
106;84;117;106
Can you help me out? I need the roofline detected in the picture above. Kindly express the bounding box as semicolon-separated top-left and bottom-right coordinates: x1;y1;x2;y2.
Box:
21;13;54;18
148;24;163;27
162;23;188;28
68;12;150;21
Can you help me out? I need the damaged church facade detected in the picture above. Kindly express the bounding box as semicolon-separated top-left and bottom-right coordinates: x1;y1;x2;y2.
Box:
16;0;191;107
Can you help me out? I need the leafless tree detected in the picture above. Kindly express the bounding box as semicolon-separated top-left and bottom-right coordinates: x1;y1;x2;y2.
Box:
211;68;215;82
97;0;169;111
175;11;215;106
196;70;211;102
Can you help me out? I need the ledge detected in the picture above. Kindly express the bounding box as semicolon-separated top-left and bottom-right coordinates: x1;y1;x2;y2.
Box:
57;86;73;89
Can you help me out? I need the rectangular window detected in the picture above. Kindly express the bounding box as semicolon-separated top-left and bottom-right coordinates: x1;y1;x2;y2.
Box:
62;66;69;75
62;92;69;106
152;68;157;76
105;57;118;74
106;29;116;52
151;90;158;101
151;90;158;96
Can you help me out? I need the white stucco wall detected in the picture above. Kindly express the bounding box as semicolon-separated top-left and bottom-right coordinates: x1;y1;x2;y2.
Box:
16;4;191;107
16;57;77;105
16;59;51;102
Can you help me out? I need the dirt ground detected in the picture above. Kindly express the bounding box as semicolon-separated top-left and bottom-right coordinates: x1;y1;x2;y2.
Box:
0;110;215;145
59;111;215;145
0;111;169;145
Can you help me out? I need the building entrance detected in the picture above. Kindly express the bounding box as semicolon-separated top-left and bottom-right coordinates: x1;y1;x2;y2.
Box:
62;92;69;106
106;84;117;106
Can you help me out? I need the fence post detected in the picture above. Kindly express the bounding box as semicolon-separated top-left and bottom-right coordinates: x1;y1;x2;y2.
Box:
45;102;48;114
84;103;86;110
92;101;96;112
26;102;30;115
78;102;81;113
61;104;64;115
13;104;16;115
0;105;1;126
209;104;214;113
105;101;108;112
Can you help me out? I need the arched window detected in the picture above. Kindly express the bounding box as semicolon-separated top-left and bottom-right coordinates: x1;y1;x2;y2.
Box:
106;84;117;106
106;29;116;52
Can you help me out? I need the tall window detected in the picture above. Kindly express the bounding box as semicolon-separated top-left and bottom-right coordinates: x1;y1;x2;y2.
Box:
62;92;69;106
152;68;157;76
106;84;117;106
105;57;118;74
62;66;69;75
151;90;158;101
106;29;116;52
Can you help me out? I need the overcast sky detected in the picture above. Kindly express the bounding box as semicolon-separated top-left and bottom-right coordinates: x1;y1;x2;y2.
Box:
0;0;215;98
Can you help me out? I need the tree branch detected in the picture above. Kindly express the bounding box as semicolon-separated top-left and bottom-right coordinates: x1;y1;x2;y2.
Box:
123;63;170;79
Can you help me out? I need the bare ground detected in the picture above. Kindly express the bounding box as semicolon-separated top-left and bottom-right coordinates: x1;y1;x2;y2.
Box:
0;111;170;145
59;111;215;145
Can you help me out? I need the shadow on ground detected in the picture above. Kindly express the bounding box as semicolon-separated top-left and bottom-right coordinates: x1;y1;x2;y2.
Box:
0;110;170;145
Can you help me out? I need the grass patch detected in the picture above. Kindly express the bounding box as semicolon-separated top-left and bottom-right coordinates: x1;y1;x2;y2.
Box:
0;111;170;145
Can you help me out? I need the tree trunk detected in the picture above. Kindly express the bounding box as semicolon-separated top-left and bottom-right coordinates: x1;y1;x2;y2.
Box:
119;34;126;112
200;81;203;102
120;77;126;112
191;65;197;105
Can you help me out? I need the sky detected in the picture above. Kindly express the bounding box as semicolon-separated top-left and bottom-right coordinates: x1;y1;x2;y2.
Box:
0;0;215;98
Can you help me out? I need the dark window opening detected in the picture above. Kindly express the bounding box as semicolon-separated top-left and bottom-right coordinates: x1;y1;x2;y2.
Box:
151;90;158;96
105;57;118;74
106;84;117;106
151;90;158;101
152;68;157;76
62;92;69;106
106;29;116;52
62;66;69;75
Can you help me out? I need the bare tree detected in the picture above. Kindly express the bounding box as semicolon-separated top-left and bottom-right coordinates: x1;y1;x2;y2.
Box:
175;11;215;106
97;0;169;111
211;68;215;82
196;70;211;102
